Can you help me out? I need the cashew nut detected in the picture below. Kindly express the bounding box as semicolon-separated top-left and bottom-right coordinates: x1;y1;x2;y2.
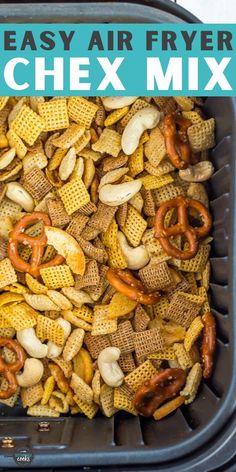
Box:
98;347;124;387
179;161;214;182
17;328;48;358
59;147;76;181
99;179;142;206
122;107;160;155
117;231;150;270
102;97;138;110
6;182;35;212
47;318;71;359
0;148;16;170
16;358;44;387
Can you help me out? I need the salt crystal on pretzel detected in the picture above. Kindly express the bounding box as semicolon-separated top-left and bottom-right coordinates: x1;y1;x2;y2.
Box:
122;205;147;247
139;261;175;292
52;123;85;149
129;145;144;178
92;305;117;336
11;105;45;145
46;198;71;228
68;97;98;128
187;118;215;152
165;292;201;328
109;320;134;354
38;99;69;131
180;362;202;404
134;328;165;362
58;177;90;215
92;128;121;158
21;382;44;408
23;167;52;201
125;359;156;392
133;305;150;332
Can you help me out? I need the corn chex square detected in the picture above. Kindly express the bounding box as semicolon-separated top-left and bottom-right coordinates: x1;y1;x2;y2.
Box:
40;265;74;289
122;205;147;247
38;99;69;131
58;177;90;215
36;314;64;346
92;305;117;335
11;105;45;146
92;128;121;157
125;360;156;392
68;97;98;128
0;259;17;289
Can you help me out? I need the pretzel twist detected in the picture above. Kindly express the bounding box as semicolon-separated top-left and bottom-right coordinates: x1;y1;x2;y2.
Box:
154;196;212;260
134;368;187;416
201;311;216;379
106;268;160;305
0;337;25;399
8;212;64;277
164;114;192;169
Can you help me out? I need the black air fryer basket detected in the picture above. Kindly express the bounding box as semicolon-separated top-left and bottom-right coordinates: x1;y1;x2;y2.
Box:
0;1;236;470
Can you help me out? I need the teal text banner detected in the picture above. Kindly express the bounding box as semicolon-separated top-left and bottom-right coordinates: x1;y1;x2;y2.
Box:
0;23;235;95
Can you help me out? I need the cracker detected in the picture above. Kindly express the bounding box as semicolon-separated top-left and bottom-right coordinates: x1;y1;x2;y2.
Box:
40;265;74;290
180;362;202;404
129;145;144;177
109;320;134;353
187;118;215;152
52;123;85;149
134;328;165;361
108;292;137;319
23;167;52;200
173;343;194;369
122;205;147;247
144;127;166;167
133;305;150;332
73;396;98;419
165;292;201;328
63;328;85;362
0;258;17;289
68;97;98;128
21;382;44;408
58;177;90;215
92;128;121;157
10;105;45;146
36;314;64;346
46;198;71;228
75;260;100;290
92;304;117;335
84;332;111;359
139;261;175;291
88;202;118;233
125;359;156;392
71;372;93;405
38;99;69;131
100;384;117;417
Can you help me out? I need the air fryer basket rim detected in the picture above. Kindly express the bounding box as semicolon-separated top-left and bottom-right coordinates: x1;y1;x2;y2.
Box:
0;2;235;470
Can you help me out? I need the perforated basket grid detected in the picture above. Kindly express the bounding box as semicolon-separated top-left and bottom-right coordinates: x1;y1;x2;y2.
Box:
0;2;236;471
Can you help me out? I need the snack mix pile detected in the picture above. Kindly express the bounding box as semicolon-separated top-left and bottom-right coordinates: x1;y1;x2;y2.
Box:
0;95;216;420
